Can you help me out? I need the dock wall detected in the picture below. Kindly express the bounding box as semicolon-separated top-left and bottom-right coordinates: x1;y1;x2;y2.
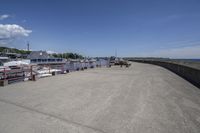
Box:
129;60;200;88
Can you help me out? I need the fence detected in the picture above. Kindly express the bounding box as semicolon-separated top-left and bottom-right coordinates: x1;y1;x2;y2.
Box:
0;66;31;85
0;60;110;86
96;59;109;67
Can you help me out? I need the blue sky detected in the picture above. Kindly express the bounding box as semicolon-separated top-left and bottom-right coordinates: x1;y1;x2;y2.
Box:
0;0;200;58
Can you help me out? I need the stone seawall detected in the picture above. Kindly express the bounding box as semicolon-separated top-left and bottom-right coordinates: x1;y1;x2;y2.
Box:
130;60;200;88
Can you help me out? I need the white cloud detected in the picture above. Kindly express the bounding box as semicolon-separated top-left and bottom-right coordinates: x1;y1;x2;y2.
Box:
0;24;32;40
149;45;200;59
0;14;10;20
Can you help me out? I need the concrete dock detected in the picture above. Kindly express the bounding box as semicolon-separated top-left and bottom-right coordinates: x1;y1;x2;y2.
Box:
0;62;200;133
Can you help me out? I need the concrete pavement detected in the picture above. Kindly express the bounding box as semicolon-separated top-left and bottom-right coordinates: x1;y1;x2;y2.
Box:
0;62;200;133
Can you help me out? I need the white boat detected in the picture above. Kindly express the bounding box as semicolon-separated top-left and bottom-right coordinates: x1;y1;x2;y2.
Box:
0;66;11;71
4;60;30;67
36;67;62;78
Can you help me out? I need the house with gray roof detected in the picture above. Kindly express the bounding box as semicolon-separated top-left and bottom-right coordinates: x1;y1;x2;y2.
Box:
27;51;64;64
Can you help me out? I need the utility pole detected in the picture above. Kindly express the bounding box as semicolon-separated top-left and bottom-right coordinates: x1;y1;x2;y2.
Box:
115;49;117;57
27;41;30;51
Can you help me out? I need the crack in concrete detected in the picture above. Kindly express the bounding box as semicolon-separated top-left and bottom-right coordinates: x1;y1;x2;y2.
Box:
0;98;107;133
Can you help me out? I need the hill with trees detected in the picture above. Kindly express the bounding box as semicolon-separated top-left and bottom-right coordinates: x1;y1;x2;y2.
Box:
0;46;84;59
0;46;31;55
52;53;84;59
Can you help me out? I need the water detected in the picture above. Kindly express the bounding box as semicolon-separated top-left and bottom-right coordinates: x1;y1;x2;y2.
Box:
175;59;200;62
